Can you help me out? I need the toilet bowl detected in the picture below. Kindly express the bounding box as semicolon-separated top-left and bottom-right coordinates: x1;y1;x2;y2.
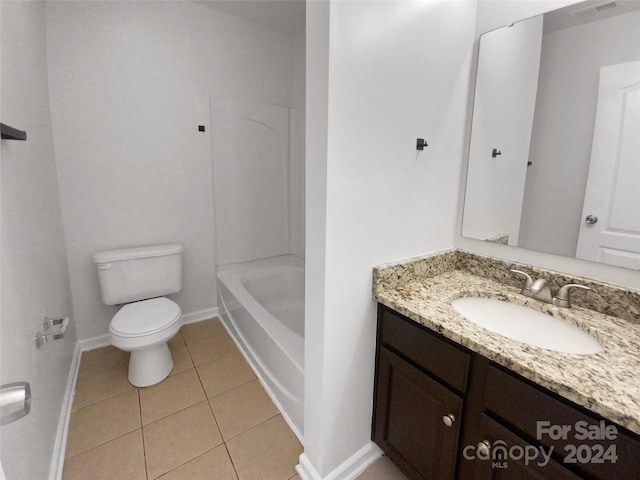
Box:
109;297;182;387
94;244;184;388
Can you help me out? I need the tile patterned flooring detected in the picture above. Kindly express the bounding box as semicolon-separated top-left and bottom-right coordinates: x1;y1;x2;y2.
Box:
63;318;407;480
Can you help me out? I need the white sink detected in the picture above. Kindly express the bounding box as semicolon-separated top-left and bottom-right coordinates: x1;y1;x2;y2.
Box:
451;297;602;355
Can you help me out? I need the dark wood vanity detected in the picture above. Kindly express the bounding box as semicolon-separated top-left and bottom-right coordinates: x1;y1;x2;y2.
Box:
372;305;640;480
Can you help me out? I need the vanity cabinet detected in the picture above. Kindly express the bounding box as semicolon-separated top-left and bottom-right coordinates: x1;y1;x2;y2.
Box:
373;305;640;480
373;347;463;480
373;305;470;480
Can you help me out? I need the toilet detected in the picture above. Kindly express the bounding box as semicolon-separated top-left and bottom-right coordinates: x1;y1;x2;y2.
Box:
94;244;184;387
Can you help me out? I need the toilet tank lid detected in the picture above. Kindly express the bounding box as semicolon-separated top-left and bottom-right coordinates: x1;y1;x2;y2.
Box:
94;244;184;264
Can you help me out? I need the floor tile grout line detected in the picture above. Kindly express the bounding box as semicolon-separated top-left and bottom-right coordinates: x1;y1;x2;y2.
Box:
222;441;241;480
70;384;137;415
151;445;227;480
192;347;254;375
76;357;130;381
72;357;132;398
221;412;282;443
65;426;143;461
71;384;136;412
193;355;210;402
147;401;224;479
222;413;300;480
203;375;257;402
142;397;210;428
181;319;226;346
188;342;242;369
137;389;151;480
204;396;226;453
76;347;129;374
139;368;206;426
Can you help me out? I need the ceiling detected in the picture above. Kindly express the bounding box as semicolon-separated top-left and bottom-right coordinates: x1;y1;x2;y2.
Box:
194;0;306;35
544;0;640;33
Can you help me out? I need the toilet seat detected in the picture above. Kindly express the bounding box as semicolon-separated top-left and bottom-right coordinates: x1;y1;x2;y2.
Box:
110;297;181;338
108;297;181;387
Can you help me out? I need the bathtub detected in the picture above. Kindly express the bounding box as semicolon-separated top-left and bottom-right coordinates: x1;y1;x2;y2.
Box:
216;254;304;438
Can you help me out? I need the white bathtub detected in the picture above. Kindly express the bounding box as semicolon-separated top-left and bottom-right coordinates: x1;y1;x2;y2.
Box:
217;255;304;438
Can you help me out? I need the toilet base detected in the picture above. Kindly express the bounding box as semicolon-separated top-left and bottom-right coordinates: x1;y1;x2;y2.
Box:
128;342;174;387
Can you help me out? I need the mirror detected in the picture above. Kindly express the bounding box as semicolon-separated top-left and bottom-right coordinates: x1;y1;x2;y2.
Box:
461;0;640;270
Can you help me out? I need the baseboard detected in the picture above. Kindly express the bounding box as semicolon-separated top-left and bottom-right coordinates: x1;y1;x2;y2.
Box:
296;442;382;480
297;454;322;480
76;307;218;351
49;341;82;480
78;333;110;351
180;307;218;325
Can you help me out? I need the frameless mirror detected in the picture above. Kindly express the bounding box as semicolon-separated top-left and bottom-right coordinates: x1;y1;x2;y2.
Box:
461;0;640;270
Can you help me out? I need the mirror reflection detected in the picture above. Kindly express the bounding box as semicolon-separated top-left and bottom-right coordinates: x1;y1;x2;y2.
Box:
462;0;640;270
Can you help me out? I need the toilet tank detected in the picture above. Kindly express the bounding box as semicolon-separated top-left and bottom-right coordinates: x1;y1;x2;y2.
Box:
94;244;183;305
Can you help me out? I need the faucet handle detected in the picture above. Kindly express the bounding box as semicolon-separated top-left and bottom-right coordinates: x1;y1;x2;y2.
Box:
510;269;533;289
553;284;591;308
530;278;548;293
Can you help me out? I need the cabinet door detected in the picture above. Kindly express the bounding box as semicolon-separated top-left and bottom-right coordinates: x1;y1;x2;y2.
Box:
482;364;640;480
373;347;463;480
465;415;582;480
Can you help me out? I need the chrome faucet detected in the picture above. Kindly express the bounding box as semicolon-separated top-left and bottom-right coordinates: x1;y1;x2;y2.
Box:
510;270;590;308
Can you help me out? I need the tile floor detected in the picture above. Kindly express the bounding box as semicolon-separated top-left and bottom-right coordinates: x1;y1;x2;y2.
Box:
63;317;407;480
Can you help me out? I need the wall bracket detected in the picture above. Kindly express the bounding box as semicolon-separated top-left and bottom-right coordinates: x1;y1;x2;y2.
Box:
34;317;69;349
1;123;27;141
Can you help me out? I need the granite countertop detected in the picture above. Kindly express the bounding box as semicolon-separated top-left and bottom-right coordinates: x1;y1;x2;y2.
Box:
373;250;640;436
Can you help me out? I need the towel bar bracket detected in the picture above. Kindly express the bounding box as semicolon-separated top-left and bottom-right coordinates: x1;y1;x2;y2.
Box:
1;123;27;141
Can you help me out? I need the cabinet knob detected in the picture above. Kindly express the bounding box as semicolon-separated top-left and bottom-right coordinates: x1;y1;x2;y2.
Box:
477;440;491;456
442;414;456;427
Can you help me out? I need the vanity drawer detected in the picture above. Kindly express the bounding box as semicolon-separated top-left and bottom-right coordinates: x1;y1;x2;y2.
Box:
378;306;470;393
465;414;583;480
483;364;640;479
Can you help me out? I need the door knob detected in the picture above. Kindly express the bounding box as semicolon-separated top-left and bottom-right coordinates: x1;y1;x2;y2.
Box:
0;382;31;425
477;440;491;456
585;215;598;224
442;414;456;427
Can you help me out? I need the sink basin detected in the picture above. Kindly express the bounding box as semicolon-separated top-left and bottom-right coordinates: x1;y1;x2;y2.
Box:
451;297;602;355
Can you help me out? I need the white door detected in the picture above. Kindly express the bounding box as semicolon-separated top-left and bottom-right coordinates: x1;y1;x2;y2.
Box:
576;61;640;269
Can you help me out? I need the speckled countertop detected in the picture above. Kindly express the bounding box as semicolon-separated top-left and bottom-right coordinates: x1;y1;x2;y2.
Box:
373;250;640;435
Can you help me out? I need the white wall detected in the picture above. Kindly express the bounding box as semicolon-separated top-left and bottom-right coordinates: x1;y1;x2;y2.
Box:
303;1;330;472
45;1;296;340
520;10;640;257
462;15;542;245
291;28;306;259
1;2;77;479
303;1;477;477
457;0;640;290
